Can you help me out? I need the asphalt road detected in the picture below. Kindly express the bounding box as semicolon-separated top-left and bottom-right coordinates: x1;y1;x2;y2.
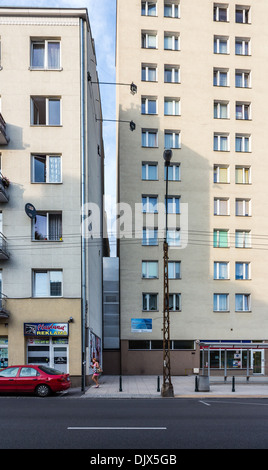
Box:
1;396;268;450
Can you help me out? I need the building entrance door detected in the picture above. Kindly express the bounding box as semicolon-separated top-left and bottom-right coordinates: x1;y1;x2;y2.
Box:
252;350;263;374
52;344;68;373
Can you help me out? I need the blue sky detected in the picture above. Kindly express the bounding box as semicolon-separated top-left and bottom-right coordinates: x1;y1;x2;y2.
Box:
1;0;117;206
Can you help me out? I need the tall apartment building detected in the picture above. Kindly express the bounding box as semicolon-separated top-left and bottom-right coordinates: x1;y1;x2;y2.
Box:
0;7;105;387
116;0;268;376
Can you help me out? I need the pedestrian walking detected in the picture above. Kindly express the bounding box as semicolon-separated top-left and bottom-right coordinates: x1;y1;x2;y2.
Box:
91;358;101;388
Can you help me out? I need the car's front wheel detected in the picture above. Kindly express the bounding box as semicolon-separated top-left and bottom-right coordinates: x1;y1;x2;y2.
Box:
35;384;51;397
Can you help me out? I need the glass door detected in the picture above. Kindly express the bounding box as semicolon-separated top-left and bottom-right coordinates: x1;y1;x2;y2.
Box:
52;338;68;373
252;350;263;374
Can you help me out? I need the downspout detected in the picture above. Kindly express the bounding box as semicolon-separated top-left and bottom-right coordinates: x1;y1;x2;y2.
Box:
80;17;86;394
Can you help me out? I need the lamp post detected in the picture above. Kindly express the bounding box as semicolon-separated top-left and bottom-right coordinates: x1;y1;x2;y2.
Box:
161;149;174;397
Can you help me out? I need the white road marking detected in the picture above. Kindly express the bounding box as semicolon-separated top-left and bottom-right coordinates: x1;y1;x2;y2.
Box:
68;426;167;430
199;400;211;406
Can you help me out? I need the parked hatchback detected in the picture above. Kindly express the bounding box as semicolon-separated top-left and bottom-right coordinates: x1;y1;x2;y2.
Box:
0;365;71;397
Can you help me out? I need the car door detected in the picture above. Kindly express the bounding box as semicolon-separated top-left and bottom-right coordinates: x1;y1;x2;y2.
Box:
16;367;40;392
0;367;20;391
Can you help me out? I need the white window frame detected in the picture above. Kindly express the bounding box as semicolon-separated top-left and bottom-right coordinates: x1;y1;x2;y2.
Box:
142;162;158;180
235;262;251;280
214;133;229;151
235;230;251;248
142;293;158;311
213;294;229;312
213;68;229;87
168;261;181;279
235;70;251;88
214;198;230;216
235;294;251;312
213;229;229;248
32;211;62;241
167;228;181;247
141;97;158;115
214;100;229;119
31;96;61;126
164;2;180;18
235;37;251;56
164;98;180;116
235;199;251;217
214;35;229;54
214;165;230;183
30;39;61;70
169;293;181;311
33;270;63;298
165;163;181;181
214;261;229;280
213;4;229;22
164;65;180;83
164;130;181;149
142;195;158;213
236;102;251;120
142;32;158;49
166;196;180;214
142;64;157;82
164;33;180;51
141;1;157;16
142;228;158;246
31;154;62;183
235;134;251;152
235;6;251;24
142;261;159;279
235;166;251;184
142;129;158;147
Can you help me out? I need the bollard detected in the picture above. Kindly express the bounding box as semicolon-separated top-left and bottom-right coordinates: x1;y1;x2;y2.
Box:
195;375;199;392
119;375;122;392
157;375;160;392
232;376;235;392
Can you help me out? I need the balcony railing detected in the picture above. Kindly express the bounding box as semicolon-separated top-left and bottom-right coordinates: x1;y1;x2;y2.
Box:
0;233;9;260
0;113;9;145
0;293;9;319
0;173;9;203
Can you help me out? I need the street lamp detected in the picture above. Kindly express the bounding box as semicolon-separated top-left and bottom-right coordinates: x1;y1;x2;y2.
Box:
162;149;174;398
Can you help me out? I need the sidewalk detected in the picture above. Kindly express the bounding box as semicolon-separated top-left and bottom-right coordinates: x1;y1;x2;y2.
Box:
81;375;268;399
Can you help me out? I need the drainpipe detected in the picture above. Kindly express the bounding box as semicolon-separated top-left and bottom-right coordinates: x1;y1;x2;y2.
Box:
80;18;86;394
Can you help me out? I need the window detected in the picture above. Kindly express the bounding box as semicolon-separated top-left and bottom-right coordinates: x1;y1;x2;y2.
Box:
164;131;181;149
142;129;158;147
236;199;251;217
143;293;158;311
33;212;62;241
235;134;251;152
33;270;63;297
214;101;229;119
0;367;19;377
164;65;180;83
214;133;229;151
141;1;157;16
142;228;158;246
235;230;251;248
142;261;158;279
213;68;229;87
142;64;157;81
235;37;250;55
235;166;251;184
164;33;180;50
214;165;229;183
32;154;62;183
236;102;251;120
20;367;39;377
164;2;179;18
213;4;228;22
236;262;250;280
142;162;158;180
235;70;251;88
164;98;180;115
235;294;251;312
235;6;250;24
142;32;157;49
167;229;180;247
213;229;229;248
214;294;229;312
169;293;181;311
214;198;229;216
165;163;181;181
214;36;229;54
214;262;229;280
142;196;158;213
141;97;157;115
31;96;61;126
166;196;180;214
168;261;181;279
31;39;61;70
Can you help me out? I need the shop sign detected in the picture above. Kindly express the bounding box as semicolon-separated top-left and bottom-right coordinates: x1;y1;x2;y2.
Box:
24;323;69;337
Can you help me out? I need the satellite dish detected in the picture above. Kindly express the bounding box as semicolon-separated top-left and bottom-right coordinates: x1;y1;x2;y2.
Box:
25;203;36;219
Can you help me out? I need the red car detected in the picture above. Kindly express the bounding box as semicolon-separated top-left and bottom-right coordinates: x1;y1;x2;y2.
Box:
0;365;71;397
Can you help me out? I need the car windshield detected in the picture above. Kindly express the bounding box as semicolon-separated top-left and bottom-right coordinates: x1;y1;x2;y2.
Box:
38;365;63;375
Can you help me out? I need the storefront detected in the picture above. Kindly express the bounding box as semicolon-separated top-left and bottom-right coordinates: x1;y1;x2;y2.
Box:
24;323;69;374
0;338;8;368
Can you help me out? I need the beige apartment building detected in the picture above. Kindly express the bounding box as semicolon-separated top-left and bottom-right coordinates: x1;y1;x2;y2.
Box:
0;7;105;387
116;0;268;376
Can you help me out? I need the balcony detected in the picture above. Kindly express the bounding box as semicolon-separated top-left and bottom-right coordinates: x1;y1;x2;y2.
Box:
0;114;9;145
0;294;9;320
0;233;9;260
0;174;9;203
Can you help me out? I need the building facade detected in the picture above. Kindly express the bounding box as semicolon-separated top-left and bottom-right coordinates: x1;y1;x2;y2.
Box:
116;0;268;376
0;8;105;387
